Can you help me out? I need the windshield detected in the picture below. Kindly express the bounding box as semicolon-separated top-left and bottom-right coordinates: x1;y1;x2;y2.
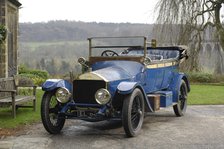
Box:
88;36;146;57
87;37;185;65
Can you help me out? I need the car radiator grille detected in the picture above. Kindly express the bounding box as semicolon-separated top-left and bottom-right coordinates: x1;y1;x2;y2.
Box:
73;80;106;104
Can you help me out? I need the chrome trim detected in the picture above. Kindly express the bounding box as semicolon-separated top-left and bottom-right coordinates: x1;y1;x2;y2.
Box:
78;72;104;81
55;87;71;103
95;88;111;105
91;72;109;82
146;61;178;69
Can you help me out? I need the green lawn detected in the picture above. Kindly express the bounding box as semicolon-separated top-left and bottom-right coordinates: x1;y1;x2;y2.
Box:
0;84;223;129
188;84;224;105
0;90;43;129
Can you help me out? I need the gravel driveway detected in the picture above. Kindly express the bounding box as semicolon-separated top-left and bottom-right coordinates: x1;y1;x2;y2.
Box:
1;105;224;149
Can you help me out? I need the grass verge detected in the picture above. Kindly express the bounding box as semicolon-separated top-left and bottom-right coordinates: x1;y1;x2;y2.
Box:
188;84;224;105
0;90;43;129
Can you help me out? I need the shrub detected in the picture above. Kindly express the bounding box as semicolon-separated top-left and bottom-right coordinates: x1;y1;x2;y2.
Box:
187;72;213;83
18;65;49;86
19;65;48;79
187;72;224;83
0;25;7;45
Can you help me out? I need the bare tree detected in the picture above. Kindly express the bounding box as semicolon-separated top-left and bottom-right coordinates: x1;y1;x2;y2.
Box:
154;0;224;73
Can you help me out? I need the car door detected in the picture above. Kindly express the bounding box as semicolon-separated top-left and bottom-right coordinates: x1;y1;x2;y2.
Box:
144;65;164;93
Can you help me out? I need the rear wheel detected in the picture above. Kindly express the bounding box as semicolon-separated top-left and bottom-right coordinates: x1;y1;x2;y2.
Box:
122;88;145;137
41;91;65;134
173;80;188;116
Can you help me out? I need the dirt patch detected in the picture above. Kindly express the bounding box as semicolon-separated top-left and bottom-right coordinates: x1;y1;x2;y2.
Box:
0;122;39;139
0;128;18;139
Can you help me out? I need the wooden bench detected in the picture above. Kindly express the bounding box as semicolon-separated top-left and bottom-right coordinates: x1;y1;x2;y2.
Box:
0;76;37;118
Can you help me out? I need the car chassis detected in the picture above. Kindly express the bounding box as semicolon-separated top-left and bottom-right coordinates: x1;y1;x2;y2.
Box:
41;36;190;137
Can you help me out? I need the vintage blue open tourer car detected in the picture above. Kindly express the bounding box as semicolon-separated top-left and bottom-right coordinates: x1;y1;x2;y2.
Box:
41;36;190;137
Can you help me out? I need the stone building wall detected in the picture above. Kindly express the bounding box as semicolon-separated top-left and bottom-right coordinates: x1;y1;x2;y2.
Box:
0;0;6;78
0;0;21;78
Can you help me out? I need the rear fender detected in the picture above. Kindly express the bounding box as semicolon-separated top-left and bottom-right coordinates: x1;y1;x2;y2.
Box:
117;81;153;112
42;79;72;92
168;73;190;102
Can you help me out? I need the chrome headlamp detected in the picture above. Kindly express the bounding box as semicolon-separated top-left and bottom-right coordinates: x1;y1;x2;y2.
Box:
55;87;71;103
95;88;111;105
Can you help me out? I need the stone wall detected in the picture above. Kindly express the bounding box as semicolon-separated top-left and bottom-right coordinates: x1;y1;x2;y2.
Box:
0;0;21;78
0;0;7;78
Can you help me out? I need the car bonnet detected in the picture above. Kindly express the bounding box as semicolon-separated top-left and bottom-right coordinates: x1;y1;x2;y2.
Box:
78;61;144;82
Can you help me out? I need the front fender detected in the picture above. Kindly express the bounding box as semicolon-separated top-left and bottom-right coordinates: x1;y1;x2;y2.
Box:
42;79;72;92
168;73;190;102
117;81;138;94
117;81;153;112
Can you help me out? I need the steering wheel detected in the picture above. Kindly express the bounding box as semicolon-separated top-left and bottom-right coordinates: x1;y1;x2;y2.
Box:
101;50;119;57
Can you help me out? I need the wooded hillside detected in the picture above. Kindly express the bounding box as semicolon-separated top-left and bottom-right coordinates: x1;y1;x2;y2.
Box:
19;21;153;75
19;21;153;42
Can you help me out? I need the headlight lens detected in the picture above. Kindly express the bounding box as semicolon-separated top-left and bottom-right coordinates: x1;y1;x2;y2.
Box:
95;88;111;105
55;87;71;103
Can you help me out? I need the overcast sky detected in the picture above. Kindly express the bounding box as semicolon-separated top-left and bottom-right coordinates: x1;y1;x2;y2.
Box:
18;0;159;23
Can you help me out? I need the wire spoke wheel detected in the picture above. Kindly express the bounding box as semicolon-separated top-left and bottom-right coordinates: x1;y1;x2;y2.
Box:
41;91;65;134
122;88;144;137
173;80;188;117
131;96;143;130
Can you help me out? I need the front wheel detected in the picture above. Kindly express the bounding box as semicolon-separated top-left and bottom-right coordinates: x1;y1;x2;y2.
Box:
173;80;188;117
41;91;65;134
122;88;145;137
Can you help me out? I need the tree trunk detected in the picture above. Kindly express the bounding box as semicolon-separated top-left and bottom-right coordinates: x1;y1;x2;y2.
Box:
214;1;224;51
